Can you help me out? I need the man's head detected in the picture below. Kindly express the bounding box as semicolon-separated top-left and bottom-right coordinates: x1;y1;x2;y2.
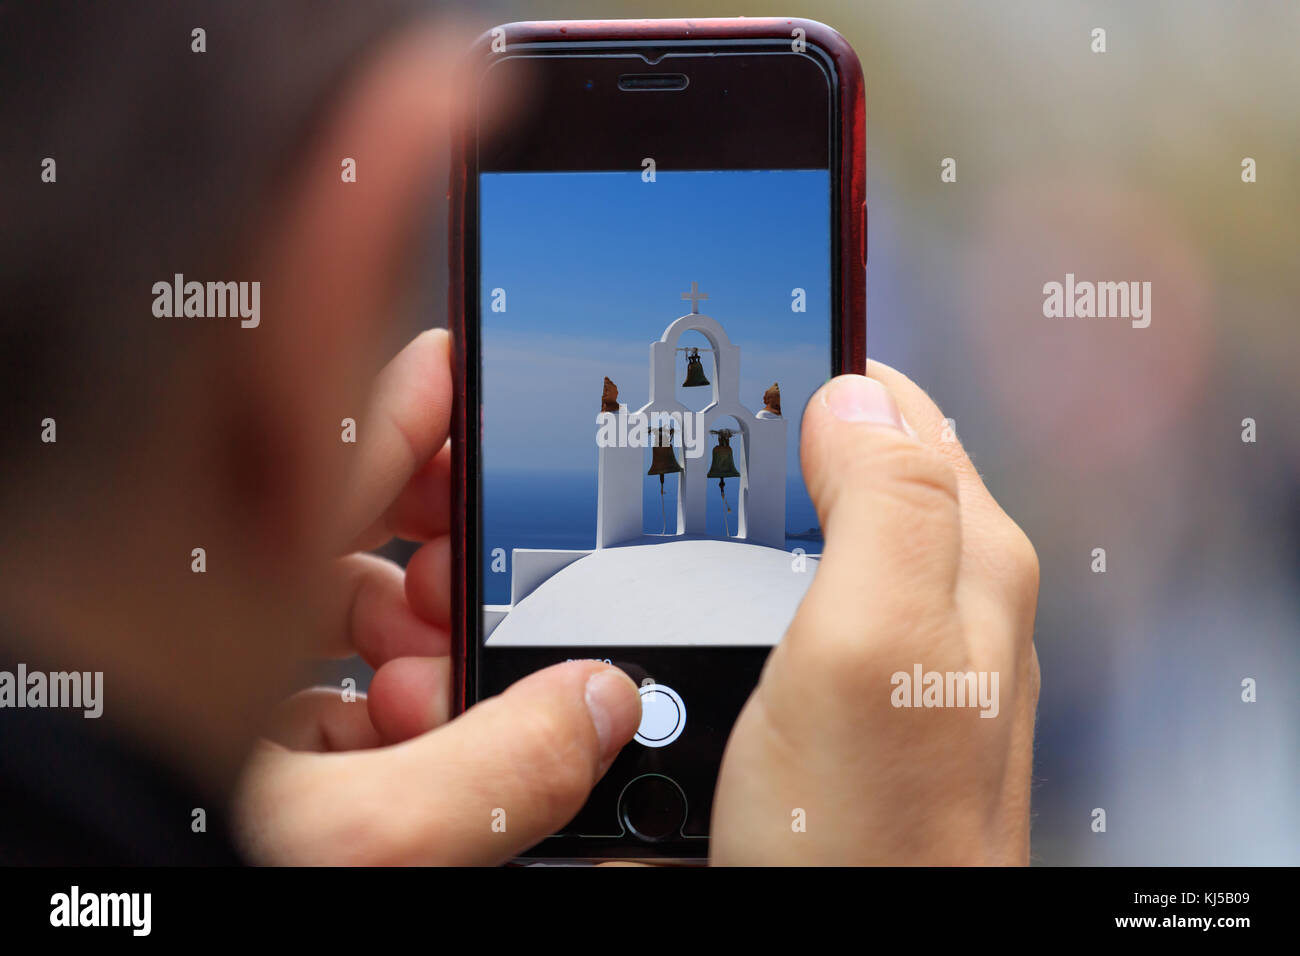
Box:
0;1;474;792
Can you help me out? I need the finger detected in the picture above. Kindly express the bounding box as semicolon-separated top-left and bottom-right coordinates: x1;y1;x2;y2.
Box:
263;688;384;752
404;534;451;629
866;358;1010;530
597;862;654;866
353;441;453;552
866;359;1040;626
240;662;641;865
367;656;451;743
796;374;962;645
342;328;453;548
323;552;449;664
385;661;640;864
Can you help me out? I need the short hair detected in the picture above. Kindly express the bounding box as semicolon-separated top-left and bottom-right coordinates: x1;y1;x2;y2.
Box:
0;0;424;479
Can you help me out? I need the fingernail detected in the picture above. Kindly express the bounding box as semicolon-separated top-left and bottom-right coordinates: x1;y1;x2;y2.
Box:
822;375;906;431
585;668;640;761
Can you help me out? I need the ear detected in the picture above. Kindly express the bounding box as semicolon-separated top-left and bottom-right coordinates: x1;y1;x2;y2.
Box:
210;19;476;561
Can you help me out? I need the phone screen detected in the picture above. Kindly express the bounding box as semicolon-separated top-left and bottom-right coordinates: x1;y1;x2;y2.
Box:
479;168;829;647
465;40;839;857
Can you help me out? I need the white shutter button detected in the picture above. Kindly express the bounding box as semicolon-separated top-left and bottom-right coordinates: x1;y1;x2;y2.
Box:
635;683;686;748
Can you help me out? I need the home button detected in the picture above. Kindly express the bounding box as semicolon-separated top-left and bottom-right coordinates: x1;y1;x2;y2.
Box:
619;774;687;843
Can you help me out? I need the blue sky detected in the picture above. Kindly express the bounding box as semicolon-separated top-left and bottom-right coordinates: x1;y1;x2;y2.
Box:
480;169;832;491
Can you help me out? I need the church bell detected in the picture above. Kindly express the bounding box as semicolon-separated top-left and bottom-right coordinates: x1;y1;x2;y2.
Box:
707;429;741;537
646;426;683;478
647;424;681;535
706;431;741;480
681;348;710;388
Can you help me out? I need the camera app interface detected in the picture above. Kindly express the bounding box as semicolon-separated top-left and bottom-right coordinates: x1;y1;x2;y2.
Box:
480;169;831;647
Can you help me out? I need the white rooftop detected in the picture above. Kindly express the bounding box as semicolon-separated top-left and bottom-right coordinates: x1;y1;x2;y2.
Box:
485;537;820;646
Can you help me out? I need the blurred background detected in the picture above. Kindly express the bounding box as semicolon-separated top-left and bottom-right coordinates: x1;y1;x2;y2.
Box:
350;0;1299;864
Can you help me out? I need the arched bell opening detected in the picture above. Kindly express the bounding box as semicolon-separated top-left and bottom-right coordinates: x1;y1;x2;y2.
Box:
674;329;717;414
704;413;748;540
642;413;684;537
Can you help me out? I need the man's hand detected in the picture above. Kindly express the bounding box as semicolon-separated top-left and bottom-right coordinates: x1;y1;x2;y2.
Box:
235;335;1038;865
711;364;1041;865
232;329;642;865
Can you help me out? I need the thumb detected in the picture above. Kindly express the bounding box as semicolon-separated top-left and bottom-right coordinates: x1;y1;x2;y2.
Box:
388;660;641;864
234;662;642;866
796;374;962;643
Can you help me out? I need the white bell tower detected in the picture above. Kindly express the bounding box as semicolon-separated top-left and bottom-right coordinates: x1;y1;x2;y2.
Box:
596;285;787;550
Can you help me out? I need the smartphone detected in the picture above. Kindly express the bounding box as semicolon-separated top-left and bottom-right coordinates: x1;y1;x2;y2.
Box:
450;17;865;862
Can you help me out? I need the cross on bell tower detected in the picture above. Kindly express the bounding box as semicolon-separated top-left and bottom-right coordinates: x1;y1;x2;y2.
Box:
680;281;708;314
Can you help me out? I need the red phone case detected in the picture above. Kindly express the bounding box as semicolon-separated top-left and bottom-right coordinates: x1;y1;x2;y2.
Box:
448;17;866;716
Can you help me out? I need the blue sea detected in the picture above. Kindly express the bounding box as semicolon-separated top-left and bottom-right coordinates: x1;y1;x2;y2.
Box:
482;470;821;604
